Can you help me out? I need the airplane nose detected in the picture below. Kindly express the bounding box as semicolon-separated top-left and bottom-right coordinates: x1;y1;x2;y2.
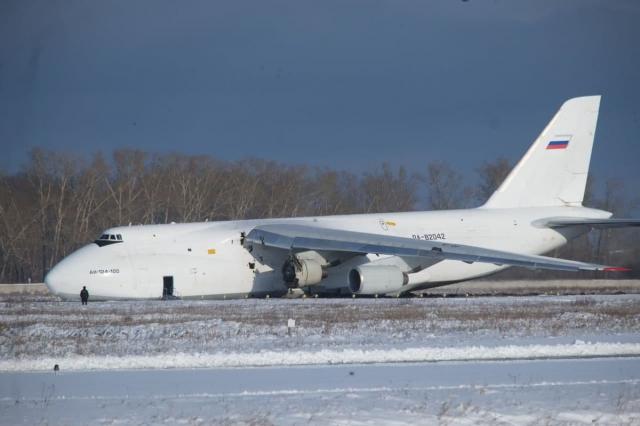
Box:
44;267;63;296
44;255;82;298
44;244;98;299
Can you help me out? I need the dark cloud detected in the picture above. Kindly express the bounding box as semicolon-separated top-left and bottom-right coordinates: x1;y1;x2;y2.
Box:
0;0;639;185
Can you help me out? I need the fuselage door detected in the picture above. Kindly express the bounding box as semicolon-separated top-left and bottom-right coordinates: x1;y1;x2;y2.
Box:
162;276;174;299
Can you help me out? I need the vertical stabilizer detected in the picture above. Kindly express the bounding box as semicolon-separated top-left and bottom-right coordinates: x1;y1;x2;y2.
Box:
483;96;600;208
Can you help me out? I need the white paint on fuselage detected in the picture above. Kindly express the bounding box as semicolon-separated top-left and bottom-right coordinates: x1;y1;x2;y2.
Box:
44;206;610;300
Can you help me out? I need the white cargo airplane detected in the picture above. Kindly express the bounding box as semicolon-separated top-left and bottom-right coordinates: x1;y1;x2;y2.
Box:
45;96;639;300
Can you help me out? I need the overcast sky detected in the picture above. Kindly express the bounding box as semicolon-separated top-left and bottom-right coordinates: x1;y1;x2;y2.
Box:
1;0;639;188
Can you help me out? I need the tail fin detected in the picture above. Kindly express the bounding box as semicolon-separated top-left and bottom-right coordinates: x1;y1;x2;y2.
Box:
483;96;601;209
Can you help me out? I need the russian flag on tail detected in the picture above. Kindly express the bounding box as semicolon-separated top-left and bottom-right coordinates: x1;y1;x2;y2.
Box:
546;140;569;150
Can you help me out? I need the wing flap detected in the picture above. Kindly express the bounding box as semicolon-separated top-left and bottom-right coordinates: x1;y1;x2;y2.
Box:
246;224;628;273
544;218;640;229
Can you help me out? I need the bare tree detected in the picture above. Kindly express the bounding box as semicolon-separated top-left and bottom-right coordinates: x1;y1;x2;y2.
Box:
105;149;147;225
424;161;472;210
476;157;512;204
359;164;417;213
592;179;630;267
305;170;360;216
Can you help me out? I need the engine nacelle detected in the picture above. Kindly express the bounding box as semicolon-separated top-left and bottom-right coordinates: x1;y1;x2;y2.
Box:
348;265;408;295
282;258;324;288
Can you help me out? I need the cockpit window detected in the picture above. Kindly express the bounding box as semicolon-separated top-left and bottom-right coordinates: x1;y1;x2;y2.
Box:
95;233;124;247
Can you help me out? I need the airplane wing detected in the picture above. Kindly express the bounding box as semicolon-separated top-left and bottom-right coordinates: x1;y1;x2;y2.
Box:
543;218;640;229
245;224;629;272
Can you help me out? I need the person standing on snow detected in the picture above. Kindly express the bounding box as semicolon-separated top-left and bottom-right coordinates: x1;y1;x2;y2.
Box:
80;286;89;305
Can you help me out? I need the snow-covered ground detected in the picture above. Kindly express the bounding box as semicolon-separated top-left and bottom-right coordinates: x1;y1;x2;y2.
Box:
2;358;640;425
3;294;640;364
1;293;640;424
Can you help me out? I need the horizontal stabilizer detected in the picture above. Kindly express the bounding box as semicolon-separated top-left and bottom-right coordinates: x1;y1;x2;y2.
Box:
544;218;640;229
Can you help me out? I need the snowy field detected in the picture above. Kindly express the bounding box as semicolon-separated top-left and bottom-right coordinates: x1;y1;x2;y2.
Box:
3;358;640;425
1;293;640;424
2;293;640;367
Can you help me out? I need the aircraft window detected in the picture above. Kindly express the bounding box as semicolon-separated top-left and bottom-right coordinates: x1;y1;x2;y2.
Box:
95;233;123;247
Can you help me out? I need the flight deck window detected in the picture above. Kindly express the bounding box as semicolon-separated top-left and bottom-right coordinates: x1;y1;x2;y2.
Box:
95;233;124;247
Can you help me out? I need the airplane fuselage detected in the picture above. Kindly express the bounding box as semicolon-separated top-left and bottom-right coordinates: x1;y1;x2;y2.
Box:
44;205;609;300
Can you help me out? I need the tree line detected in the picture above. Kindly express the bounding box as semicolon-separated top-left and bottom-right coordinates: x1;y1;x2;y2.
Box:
0;148;637;283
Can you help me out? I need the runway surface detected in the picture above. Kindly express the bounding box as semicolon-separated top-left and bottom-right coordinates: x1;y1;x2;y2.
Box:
2;357;640;425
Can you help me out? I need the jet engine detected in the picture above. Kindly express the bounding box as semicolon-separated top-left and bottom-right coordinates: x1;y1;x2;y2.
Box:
348;265;409;295
282;258;325;288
